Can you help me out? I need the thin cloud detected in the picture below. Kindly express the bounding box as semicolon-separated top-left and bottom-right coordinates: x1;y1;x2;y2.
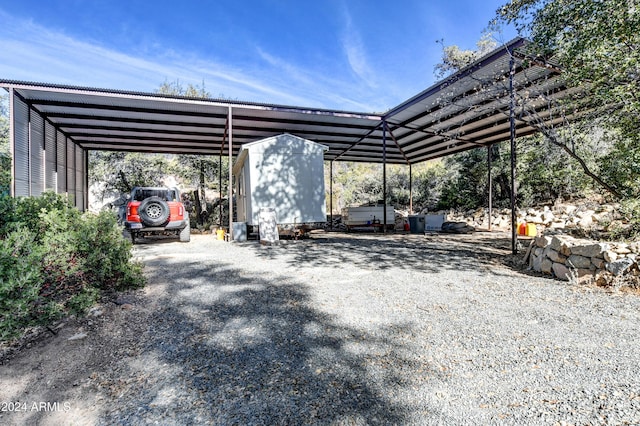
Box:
0;8;390;112
254;47;382;111
340;6;378;90
0;10;316;106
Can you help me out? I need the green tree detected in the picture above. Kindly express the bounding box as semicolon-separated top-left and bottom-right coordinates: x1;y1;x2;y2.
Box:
495;0;640;198
437;148;498;210
328;162;383;211
156;80;228;226
411;161;451;211
0;193;144;341
496;0;640;130
89;151;170;204
431;11;633;204
515;134;595;205
599;136;640;199
157;79;210;98
434;31;498;78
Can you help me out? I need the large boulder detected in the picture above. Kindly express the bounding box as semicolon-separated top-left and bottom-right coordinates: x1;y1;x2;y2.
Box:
571;242;609;258
546;249;566;264
552;262;571;281
606;257;636;276
566;254;592;270
441;221;475;234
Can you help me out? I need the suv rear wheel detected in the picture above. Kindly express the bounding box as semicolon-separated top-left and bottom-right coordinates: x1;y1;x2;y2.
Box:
138;196;170;226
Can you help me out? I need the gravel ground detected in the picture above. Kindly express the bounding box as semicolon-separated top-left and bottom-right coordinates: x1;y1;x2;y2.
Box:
2;231;640;425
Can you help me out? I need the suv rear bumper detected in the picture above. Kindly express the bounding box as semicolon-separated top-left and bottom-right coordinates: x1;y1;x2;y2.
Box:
125;220;187;231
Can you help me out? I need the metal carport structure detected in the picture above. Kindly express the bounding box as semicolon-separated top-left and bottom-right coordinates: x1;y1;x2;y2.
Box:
2;37;575;252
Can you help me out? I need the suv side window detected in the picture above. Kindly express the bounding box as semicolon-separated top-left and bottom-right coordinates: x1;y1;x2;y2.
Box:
133;189;144;201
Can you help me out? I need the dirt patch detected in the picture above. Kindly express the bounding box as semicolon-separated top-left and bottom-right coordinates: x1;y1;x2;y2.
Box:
0;289;149;425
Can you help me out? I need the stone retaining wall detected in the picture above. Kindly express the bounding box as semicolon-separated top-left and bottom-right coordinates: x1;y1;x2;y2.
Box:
526;234;640;286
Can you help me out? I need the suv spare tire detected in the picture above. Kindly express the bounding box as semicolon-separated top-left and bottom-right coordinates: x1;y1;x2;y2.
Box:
138;196;170;226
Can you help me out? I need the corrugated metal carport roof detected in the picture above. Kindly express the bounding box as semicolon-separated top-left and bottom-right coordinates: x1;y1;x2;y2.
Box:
1;37;570;165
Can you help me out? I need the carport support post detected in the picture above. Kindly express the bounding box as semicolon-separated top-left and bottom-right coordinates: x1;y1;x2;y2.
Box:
219;151;223;227
509;54;518;254
382;121;387;233
8;88;15;197
228;107;233;240
487;145;492;231
409;163;413;214
329;160;334;230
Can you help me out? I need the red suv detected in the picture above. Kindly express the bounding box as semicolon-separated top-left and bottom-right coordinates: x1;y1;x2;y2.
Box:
124;187;190;243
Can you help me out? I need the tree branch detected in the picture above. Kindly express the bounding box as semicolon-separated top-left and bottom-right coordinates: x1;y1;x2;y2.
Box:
525;114;623;200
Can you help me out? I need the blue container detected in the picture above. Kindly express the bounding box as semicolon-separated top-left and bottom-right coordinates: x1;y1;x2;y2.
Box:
408;215;425;234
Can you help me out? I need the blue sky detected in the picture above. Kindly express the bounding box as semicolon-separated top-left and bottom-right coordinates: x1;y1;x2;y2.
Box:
0;1;516;112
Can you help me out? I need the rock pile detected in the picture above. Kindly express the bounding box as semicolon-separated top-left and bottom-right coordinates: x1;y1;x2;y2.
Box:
415;200;640;287
422;201;625;234
526;234;640;287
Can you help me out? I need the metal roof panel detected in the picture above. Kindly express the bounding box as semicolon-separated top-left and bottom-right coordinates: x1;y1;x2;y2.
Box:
1;38;579;164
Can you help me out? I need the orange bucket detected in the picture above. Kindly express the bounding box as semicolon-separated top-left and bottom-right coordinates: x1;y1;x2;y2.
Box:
518;222;527;236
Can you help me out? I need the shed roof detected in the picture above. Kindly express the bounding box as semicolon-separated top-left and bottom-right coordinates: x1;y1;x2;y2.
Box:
1;37;572;165
233;133;329;176
239;133;329;152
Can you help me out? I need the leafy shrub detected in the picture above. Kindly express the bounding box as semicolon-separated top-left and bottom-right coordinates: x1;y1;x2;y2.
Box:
608;198;640;241
0;193;144;341
0;192;73;236
0;151;9;197
0;227;45;341
73;210;144;291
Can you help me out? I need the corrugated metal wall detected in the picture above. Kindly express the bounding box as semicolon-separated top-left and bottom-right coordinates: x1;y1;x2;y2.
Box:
44;121;56;191
10;91;87;210
12;95;30;196
75;147;84;209
66;141;76;206
56;129;67;193
29;112;44;196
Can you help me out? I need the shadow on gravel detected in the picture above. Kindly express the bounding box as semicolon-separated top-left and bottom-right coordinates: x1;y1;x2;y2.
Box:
246;232;514;276
98;258;443;424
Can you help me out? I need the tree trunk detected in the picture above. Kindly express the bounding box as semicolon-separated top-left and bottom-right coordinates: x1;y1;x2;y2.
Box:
193;189;202;225
199;162;208;224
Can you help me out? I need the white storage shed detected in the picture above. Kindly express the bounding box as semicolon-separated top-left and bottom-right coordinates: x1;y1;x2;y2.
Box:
232;134;328;233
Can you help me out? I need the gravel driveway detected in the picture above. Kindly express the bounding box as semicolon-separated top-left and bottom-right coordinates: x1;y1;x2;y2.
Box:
2;231;639;425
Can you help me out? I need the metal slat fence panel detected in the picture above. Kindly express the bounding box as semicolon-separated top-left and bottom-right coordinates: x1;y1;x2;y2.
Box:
12;96;29;196
66;140;75;205
30;111;45;196
56;130;66;193
75;147;84;210
45;121;56;190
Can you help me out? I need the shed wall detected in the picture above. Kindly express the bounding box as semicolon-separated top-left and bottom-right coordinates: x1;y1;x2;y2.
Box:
237;134;327;226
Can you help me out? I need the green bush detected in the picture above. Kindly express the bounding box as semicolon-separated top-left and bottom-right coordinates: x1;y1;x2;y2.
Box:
0;227;46;341
607;198;640;241
0;193;145;341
